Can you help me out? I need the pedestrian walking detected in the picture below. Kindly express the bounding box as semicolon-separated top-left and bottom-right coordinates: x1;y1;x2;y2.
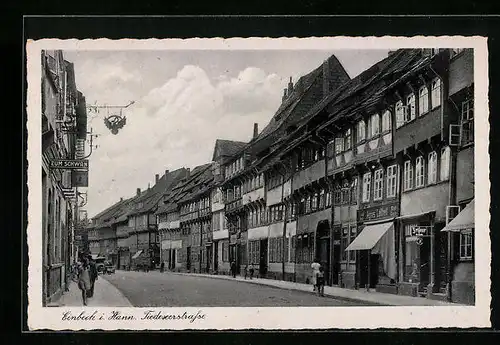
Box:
87;255;98;298
316;266;325;297
310;258;321;292
244;264;248;279
160;261;165;273
77;258;91;306
230;261;237;278
249;263;254;280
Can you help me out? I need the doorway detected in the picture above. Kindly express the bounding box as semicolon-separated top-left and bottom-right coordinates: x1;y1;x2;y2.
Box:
170;249;176;269
186;247;191;271
259;239;268;277
418;236;431;294
359;250;380;288
214;242;219;272
206;245;212;273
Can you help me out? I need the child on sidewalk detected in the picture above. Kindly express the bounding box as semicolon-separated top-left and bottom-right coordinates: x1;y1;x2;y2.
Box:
316;266;325;297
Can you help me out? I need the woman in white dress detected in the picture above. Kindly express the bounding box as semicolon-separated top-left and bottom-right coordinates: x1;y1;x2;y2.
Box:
310;258;321;292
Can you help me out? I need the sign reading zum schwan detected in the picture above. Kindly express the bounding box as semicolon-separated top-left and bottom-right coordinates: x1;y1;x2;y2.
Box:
50;159;89;170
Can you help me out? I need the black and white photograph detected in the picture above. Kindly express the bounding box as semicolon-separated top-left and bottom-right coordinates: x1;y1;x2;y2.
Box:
26;37;490;329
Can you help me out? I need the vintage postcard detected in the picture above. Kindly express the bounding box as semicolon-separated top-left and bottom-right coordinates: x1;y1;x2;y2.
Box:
26;37;490;330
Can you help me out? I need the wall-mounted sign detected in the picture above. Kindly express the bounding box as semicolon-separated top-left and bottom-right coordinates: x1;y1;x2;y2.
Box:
72;170;89;187
357;201;399;223
50;159;89;170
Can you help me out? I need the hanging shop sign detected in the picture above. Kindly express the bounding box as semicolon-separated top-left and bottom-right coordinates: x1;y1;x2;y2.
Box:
50;159;89;170
72;170;89;187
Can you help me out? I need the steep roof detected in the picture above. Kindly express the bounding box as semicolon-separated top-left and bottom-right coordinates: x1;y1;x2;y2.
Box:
212;139;248;161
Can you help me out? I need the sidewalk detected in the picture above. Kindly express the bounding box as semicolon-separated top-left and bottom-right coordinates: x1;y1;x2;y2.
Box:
49;275;132;307
168;271;459;306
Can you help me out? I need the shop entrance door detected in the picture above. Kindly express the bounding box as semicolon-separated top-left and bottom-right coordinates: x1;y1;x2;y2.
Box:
186;247;191;270
206;245;212;273
213;242;219;272
359;250;380;288
419;237;431;295
259;239;268;277
171;249;176;269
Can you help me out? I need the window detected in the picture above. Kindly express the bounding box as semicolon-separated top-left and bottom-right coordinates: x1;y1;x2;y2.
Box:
335;137;344;154
461;99;474;145
440;146;450;181
345;129;352;150
403;160;414;191
357;120;366;142
351;178;358;203
319;189;325;209
425;152;437;184
406;94;416;122
382;110;391;132
431;78;441;108
341;227;349;261
369;113;380;137
459;230;473;260
373;169;384;200
334;188;341;205
387;165;398;198
341;186;350;204
362;173;371;203
311;192;318;211
395;100;405;128
417;87;429;116
415;156;425;188
325;190;332;207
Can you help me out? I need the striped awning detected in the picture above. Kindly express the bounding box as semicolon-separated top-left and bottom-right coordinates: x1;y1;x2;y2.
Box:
345;221;394;251
131;250;143;259
442;199;474;232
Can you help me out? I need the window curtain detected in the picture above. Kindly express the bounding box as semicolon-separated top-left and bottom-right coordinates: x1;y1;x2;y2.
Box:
371;224;397;281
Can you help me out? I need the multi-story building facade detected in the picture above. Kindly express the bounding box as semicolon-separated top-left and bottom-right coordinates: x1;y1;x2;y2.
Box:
41;50;87;305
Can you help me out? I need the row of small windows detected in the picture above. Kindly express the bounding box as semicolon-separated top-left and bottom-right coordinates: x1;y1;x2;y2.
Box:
225;156;245;178
181;197;211;214
403;147;450;192
242;173;265;194
362;165;399;203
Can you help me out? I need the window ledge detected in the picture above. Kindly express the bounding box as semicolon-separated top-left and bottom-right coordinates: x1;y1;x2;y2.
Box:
460;142;474;150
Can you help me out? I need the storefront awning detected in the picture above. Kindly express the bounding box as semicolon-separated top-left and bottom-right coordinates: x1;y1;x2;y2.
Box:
345;221;394;251
442;199;474;232
131;250;143;259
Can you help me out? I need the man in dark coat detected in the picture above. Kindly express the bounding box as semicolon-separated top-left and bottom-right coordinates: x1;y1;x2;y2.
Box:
230;261;237;278
87;255;99;298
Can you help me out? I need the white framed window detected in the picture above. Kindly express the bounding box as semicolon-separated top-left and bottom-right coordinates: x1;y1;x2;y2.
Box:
461;99;474;145
382;110;391;132
373;169;384;200
415;156;425;188
406;94;416;122
459;230;473;260
440;146;450;181
345;129;352;150
428;151;437;184
357;120;366;142
418;86;429;115
386;165;398;198
370;113;380;137
335;137;344;154
431;78;442;108
395;100;405;128
362;172;372;203
403;160;414;191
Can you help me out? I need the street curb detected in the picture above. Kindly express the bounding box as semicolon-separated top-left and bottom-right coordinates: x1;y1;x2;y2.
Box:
167;272;386;306
100;275;134;307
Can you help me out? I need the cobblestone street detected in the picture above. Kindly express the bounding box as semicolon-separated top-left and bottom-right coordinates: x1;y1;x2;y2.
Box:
102;271;368;307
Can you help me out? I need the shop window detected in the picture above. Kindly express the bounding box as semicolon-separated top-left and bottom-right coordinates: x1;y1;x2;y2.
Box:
357;119;366;142
440;146;450;181
382;110;392;132
362;172;371;203
403;160;414;191
395;100;405;128
431;78;442;108
349;226;357;262
459;230;474;260
373;169;384;201
404;224;420;283
418;86;429;115
461;99;474;146
369;113;380;138
341;227;349;261
415;156;425;188
406;94;416;122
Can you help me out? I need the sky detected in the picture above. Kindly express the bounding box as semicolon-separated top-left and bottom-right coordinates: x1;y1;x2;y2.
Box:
62;49;390;218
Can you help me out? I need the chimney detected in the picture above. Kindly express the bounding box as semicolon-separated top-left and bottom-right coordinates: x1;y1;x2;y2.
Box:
185;168;191;179
282;88;288;102
120;197;123;202
287;76;294;96
148;183;151;190
322;58;330;96
155;174;159;183
253;123;259;139
136;188;141;196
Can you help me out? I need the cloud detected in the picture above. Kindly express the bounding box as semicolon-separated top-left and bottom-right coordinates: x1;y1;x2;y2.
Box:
84;64;282;217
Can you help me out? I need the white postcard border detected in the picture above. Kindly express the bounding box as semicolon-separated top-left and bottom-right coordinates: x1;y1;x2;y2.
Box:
26;36;490;330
